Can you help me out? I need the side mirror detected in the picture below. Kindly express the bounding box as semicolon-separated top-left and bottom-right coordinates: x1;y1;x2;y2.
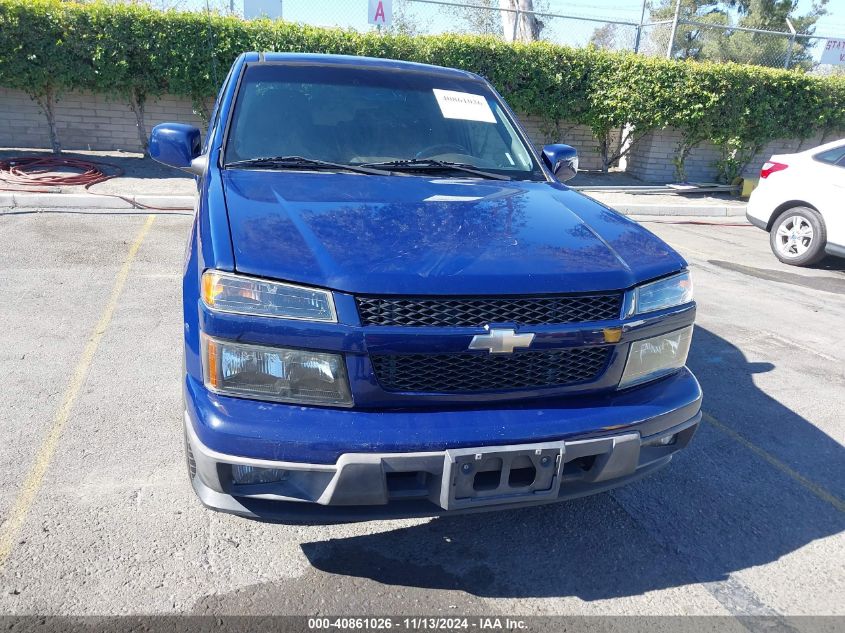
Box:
150;123;206;175
542;144;578;182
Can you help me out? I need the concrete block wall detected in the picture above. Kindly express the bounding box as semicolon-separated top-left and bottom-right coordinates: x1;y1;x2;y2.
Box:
741;135;834;175
627;127;838;183
519;115;610;171
0;87;205;152
0;88;50;148
626;128;701;182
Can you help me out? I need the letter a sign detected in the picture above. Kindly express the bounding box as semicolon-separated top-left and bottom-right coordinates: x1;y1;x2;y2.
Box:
368;0;392;26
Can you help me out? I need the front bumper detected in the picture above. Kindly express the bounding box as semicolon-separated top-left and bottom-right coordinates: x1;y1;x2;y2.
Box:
746;210;768;230
184;368;702;522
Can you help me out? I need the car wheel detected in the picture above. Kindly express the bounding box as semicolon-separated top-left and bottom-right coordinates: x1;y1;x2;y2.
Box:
769;207;826;266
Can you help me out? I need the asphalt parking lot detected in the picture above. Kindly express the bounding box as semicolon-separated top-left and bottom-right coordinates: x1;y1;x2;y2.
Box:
0;207;843;623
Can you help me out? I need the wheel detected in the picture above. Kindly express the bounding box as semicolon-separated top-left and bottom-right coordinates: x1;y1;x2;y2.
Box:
769;207;826;267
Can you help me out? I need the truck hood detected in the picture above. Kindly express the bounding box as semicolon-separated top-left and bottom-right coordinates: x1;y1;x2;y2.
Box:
221;170;686;295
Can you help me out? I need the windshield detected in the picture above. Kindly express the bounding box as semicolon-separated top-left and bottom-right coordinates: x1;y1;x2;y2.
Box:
223;63;544;180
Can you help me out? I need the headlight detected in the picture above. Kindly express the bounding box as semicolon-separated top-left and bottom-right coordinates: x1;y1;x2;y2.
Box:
630;271;693;315
619;326;693;389
202;335;352;406
201;270;336;322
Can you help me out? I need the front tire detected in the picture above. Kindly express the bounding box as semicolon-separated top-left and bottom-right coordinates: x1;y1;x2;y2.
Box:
769;207;826;267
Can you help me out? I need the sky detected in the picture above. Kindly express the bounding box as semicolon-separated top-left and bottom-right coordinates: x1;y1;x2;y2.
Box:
182;0;845;41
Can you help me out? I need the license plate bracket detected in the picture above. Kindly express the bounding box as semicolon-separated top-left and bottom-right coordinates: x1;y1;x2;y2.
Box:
439;442;565;510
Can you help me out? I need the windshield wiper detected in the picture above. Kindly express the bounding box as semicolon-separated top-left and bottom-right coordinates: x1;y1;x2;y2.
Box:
224;155;393;176
359;159;511;181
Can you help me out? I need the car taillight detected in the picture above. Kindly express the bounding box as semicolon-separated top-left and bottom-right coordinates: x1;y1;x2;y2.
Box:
760;161;788;178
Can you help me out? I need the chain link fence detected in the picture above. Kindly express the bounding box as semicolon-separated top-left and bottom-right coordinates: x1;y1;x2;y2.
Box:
645;18;831;70
144;0;838;71
400;0;643;51
260;0;642;52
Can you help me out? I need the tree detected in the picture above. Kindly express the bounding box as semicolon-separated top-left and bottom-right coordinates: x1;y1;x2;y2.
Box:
444;0;503;37
443;0;545;42
727;0;828;31
722;0;829;68
589;23;619;51
87;2;171;154
387;0;433;36
0;0;95;153
500;0;544;43
651;0;830;68
649;1;729;60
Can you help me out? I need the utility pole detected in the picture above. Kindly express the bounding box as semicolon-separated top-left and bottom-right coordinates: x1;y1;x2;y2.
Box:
666;0;682;59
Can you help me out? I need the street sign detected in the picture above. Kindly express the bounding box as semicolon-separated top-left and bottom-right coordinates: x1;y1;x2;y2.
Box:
368;0;392;27
244;0;282;20
820;39;845;66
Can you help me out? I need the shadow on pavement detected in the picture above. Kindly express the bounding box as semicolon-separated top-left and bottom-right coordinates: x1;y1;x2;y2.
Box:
816;256;845;272
294;325;844;601
0;148;193;197
709;260;845;294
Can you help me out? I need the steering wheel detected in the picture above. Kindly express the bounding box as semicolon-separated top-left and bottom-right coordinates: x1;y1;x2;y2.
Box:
414;143;470;159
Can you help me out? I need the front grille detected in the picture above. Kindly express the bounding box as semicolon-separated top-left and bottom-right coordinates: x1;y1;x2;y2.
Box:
356;294;623;327
371;347;611;393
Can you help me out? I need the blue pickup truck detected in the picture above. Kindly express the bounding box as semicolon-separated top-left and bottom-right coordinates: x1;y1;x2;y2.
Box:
150;52;701;521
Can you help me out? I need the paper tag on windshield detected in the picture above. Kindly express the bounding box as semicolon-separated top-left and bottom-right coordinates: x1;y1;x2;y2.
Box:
433;89;496;123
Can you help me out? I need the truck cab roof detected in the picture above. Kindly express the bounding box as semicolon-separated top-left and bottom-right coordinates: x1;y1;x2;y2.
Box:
244;51;482;81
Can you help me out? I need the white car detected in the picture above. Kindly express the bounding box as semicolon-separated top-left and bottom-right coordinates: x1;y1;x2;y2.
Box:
747;139;845;266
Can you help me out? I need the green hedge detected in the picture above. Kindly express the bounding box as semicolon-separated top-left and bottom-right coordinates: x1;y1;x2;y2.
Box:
1;0;843;177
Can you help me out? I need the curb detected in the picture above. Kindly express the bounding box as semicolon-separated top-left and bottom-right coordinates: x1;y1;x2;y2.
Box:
612;203;746;217
0;192;746;217
0;192;194;210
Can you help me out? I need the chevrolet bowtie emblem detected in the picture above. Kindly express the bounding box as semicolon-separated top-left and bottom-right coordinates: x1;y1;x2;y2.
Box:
468;328;535;354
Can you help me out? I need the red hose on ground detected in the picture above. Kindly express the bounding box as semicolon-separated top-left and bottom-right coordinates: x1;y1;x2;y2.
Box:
0;156;120;192
0;156;192;210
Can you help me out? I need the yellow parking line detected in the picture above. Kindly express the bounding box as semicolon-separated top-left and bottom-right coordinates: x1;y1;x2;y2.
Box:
0;215;156;569
703;411;845;514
